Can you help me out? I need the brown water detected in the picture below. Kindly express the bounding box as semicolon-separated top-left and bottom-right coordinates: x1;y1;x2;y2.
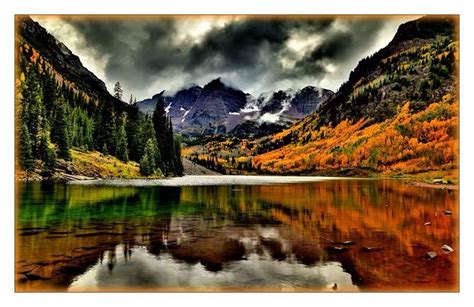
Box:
15;177;458;291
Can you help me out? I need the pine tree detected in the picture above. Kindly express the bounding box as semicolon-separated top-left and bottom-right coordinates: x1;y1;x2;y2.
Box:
114;81;123;101
42;71;58;122
38;132;49;162
152;97;169;157
126;104;143;162
95;104;117;155
116;112;129;162
83;112;94;151
51;98;71;160
153;97;179;174
143;117;162;170
21;66;45;157
41;146;57;179
107;110;117;155
166;119;177;174
19;123;34;172
140;138;157;175
173;135;184;176
70;107;94;151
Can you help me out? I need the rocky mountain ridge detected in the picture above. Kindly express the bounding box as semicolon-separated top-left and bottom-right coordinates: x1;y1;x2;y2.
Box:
138;78;333;137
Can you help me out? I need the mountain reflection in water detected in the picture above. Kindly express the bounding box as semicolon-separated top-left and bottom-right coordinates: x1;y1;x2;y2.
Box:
16;178;458;291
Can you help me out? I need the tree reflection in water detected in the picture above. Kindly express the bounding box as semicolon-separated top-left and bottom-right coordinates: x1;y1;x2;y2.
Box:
16;179;458;291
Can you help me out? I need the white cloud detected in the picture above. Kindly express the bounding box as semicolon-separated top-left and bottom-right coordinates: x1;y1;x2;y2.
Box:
259;112;281;124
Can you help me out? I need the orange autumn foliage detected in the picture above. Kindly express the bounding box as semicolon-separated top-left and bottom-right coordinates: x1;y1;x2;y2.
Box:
252;97;458;175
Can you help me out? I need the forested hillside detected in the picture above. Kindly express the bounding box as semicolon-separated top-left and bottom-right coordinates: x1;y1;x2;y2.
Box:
183;16;458;180
16;16;183;180
252;17;458;177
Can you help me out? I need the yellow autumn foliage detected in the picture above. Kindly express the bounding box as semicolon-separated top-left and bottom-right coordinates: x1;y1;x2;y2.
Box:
252;100;458;175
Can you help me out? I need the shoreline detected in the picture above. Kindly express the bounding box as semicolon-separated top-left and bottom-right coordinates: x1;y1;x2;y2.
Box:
402;181;459;190
15;173;459;190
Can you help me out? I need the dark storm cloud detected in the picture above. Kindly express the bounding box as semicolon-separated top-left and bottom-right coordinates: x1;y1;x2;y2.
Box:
290;19;388;77
185;19;334;72
63;18;181;86
48;16;407;99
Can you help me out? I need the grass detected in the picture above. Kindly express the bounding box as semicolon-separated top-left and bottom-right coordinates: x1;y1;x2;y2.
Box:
69;148;160;179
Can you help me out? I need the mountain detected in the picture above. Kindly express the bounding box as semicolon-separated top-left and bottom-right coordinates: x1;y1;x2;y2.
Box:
316;16;456;127
16;16;184;179
177;78;248;134
138;80;332;137
251;16;458;175
137;86;203;125
18;17;114;104
183;16;458;178
138;78;248;135
230;86;333;138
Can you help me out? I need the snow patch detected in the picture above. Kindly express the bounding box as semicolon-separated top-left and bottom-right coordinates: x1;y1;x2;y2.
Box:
240;105;260;113
181;108;191;123
229;112;240;115
165;102;173;114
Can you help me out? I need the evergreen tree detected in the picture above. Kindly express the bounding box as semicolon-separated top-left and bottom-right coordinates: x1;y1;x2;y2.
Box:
126;104;144;162
42;71;58;122
19;123;34;172
51;98;71;160
116;112;129;162
106;110;117;155
70;107;94;151
69;108;78;147
114;81;123;101
166;119;177;174
41;146;57;178
95;104;117;155
152;96;181;175
152;97;169;157
173;135;184;176
38;132;49;162
142;117;162;170
140;138;157;175
21;66;45;157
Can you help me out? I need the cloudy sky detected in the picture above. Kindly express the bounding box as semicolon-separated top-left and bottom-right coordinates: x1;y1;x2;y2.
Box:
33;15;417;100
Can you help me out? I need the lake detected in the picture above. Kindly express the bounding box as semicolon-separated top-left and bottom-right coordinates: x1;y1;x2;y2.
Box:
15;176;458;291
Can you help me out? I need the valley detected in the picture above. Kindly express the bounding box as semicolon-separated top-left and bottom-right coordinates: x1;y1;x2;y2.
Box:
14;14;460;293
178;17;458;184
15;16;458;184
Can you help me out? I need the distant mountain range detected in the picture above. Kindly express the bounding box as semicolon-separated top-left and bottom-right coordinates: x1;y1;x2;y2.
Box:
137;78;333;137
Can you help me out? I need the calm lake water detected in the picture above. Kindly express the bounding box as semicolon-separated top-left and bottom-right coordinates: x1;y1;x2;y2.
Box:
16;176;458;291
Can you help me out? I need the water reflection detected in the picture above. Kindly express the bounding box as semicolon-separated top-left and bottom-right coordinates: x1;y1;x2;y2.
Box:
16;179;458;291
70;243;356;291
